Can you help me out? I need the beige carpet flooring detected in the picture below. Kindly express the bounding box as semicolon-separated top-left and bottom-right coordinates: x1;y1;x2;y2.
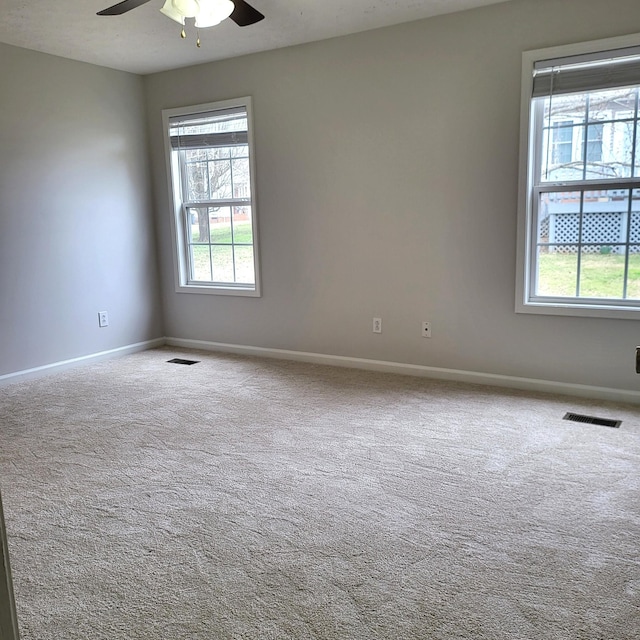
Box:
0;347;639;639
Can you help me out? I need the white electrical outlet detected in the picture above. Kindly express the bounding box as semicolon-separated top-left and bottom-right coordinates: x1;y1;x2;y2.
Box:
421;321;432;338
98;311;109;328
373;317;382;333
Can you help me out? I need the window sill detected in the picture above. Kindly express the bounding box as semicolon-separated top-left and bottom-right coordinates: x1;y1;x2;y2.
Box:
176;283;261;297
516;299;640;320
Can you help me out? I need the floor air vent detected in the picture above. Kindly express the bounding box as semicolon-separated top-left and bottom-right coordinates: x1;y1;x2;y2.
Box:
563;412;621;428
167;358;200;366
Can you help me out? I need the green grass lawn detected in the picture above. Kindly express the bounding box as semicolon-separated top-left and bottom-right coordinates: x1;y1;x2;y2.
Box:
191;220;253;244
537;253;640;298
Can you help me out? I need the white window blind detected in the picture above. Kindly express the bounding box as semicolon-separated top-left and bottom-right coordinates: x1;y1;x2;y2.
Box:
532;46;640;98
168;107;248;150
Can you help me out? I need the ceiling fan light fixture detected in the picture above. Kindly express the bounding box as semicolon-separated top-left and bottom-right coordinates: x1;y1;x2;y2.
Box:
160;0;186;24
195;0;234;28
171;0;200;18
98;0;264;29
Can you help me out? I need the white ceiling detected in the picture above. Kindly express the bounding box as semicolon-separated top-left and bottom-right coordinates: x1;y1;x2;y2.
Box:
0;0;510;75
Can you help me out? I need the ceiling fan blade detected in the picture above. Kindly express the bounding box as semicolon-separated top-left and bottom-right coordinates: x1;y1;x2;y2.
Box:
97;0;153;16
229;0;264;26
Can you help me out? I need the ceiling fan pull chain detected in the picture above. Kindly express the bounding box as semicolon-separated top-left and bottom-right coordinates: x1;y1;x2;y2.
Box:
181;27;187;39
196;28;201;48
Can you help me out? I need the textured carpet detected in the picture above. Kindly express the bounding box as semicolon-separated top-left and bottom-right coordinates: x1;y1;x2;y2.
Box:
0;347;639;639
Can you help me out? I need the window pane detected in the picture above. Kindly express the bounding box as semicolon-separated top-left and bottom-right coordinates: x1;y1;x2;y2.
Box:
541;88;639;182
553;123;573;162
212;246;234;282
211;146;231;160
589;89;636;179
535;246;578;297
190;245;212;281
629;191;640;242
627;247;640;299
232;207;253;244
188;207;210;243
588;87;637;122
210;207;232;243
186;148;207;162
231;144;248;158
580;190;629;248
585;123;603;163
231;158;250;198
536;190;636;299
540;122;582;181
209;159;232;199
234;246;255;284
540;191;581;245
544;93;586;127
634;123;640;177
578;247;625;299
599;121;634;179
185;161;209;200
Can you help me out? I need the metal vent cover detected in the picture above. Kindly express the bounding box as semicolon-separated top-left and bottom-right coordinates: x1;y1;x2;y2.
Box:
563;412;621;428
167;358;200;366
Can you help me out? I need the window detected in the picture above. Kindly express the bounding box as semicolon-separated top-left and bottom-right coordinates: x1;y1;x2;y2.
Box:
517;37;640;317
163;98;260;296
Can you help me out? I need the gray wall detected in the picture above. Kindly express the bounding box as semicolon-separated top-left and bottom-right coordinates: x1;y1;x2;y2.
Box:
144;0;640;393
0;44;162;376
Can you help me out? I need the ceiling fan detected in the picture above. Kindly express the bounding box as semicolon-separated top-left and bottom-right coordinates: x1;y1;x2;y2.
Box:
97;0;265;28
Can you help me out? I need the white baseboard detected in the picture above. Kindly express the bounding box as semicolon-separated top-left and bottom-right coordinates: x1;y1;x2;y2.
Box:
165;336;640;405
0;338;165;387
4;336;638;405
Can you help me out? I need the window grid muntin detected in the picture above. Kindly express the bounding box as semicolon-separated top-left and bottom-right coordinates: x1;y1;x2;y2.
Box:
178;137;254;287
181;147;249;203
540;88;640;183
532;185;640;301
183;203;254;286
532;80;640;305
179;139;252;286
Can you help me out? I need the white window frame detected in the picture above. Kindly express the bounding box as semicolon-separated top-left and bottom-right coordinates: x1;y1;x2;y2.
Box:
516;33;640;319
162;97;261;297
